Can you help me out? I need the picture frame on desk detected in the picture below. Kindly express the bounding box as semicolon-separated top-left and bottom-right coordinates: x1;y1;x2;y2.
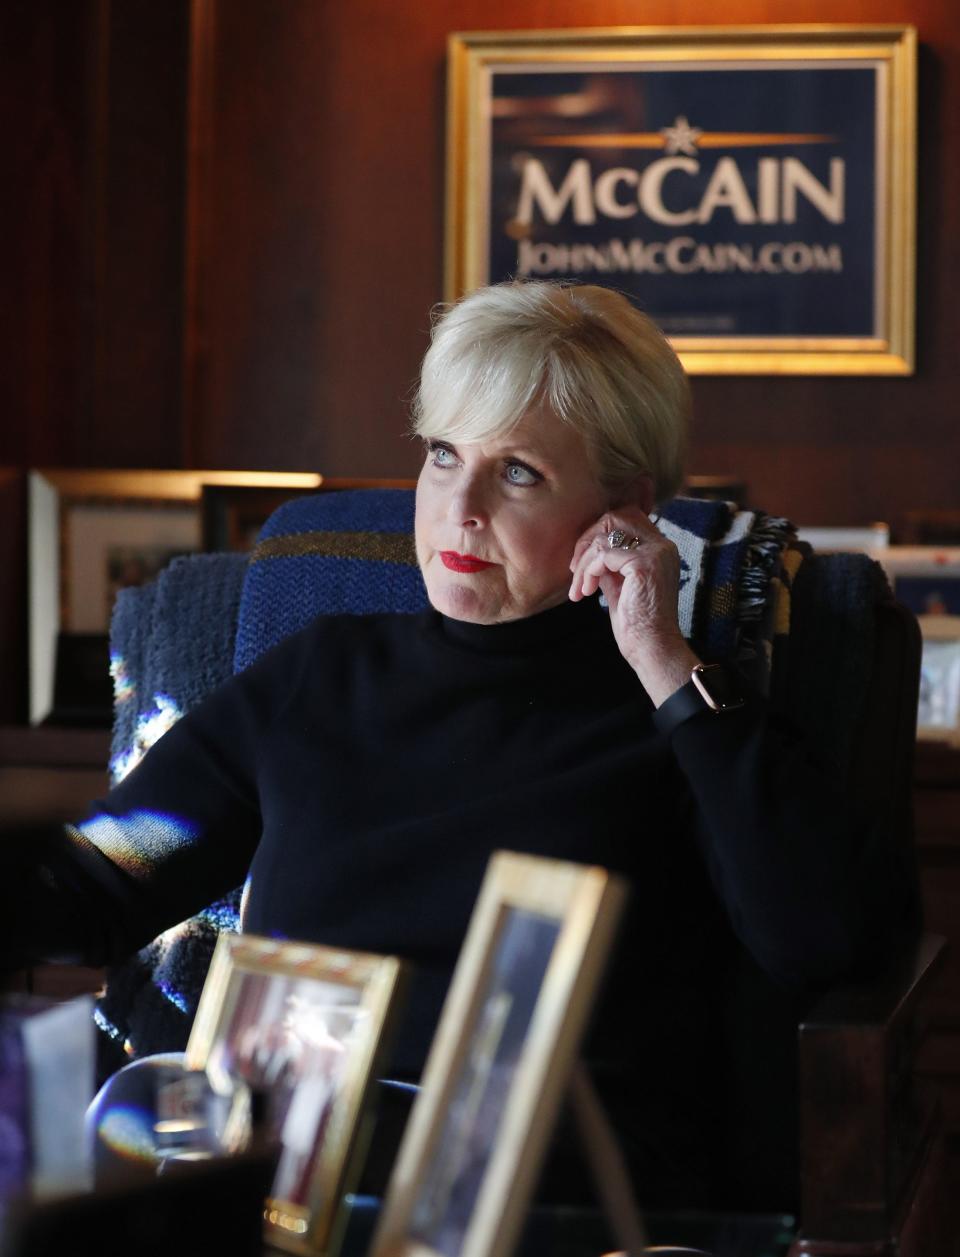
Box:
27;469;323;725
185;933;404;1257
370;851;628;1257
446;24;916;375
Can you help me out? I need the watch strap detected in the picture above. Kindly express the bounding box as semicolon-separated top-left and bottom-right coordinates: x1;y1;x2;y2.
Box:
652;678;715;736
653;663;746;736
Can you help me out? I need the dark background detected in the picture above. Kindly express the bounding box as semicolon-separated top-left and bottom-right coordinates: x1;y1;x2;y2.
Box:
0;0;957;720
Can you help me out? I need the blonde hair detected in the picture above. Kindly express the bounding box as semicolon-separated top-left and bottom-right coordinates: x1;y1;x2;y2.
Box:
411;281;690;503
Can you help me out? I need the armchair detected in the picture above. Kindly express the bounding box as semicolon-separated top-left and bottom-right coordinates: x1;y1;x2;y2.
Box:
97;486;946;1255
789;575;946;1256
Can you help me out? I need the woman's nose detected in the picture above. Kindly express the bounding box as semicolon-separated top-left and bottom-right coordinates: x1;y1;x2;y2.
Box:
447;475;488;528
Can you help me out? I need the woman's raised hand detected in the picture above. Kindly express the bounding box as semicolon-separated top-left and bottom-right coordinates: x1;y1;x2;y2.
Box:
568;510;700;706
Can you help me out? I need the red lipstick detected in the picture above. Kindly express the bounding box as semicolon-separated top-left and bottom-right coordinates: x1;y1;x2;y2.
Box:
440;551;495;573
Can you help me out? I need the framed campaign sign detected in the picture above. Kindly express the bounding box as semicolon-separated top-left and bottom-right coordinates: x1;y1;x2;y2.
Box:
446;25;916;375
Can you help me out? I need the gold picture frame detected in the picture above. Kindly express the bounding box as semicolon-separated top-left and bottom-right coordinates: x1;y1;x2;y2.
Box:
185;933;405;1257
370;851;627;1257
27;468;323;723
447;25;916;375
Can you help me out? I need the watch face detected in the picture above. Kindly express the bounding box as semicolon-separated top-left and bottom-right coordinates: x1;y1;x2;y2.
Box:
691;664;745;711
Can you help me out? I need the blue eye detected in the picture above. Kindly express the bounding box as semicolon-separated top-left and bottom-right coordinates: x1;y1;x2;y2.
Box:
504;462;539;486
428;443;457;468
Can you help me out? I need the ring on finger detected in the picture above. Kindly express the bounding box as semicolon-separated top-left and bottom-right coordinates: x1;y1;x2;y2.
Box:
607;529;642;551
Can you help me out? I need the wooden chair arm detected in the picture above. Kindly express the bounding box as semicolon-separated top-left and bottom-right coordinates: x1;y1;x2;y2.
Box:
793;932;947;1254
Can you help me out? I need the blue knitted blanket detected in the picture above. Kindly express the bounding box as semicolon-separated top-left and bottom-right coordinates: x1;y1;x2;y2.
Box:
97;553;248;1074
109;552;249;784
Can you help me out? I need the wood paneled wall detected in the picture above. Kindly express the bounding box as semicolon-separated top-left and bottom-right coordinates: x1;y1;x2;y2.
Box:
182;0;959;532
0;2;957;670
3;0;957;517
1;0;190;469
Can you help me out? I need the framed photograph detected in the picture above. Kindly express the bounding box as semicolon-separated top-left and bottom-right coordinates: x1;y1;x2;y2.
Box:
916;617;960;746
185;933;404;1257
27;469;322;723
370;851;627;1257
447;25;916;375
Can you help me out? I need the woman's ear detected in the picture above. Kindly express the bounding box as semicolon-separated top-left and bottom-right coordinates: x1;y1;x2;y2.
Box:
609;475;656;516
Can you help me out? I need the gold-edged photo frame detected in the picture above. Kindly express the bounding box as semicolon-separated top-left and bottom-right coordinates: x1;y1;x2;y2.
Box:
185;933;405;1257
370;851;627;1257
447;25;916;375
27;468;322;724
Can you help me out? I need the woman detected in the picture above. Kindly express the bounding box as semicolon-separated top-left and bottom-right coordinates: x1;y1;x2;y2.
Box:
7;281;908;1207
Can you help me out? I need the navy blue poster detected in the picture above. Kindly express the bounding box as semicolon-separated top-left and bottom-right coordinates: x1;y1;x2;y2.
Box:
487;65;879;338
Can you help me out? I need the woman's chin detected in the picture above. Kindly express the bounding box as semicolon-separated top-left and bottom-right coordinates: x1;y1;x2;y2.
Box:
426;577;502;624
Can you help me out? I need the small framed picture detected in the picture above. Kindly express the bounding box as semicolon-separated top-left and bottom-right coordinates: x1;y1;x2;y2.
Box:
370;851;627;1257
184;934;405;1256
917;616;960;746
27;469;323;723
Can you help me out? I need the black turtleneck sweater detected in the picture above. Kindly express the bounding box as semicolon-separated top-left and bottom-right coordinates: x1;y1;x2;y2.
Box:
11;597;908;1205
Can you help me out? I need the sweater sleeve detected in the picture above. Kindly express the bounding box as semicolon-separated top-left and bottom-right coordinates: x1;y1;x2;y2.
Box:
1;629;311;970
654;687;919;986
